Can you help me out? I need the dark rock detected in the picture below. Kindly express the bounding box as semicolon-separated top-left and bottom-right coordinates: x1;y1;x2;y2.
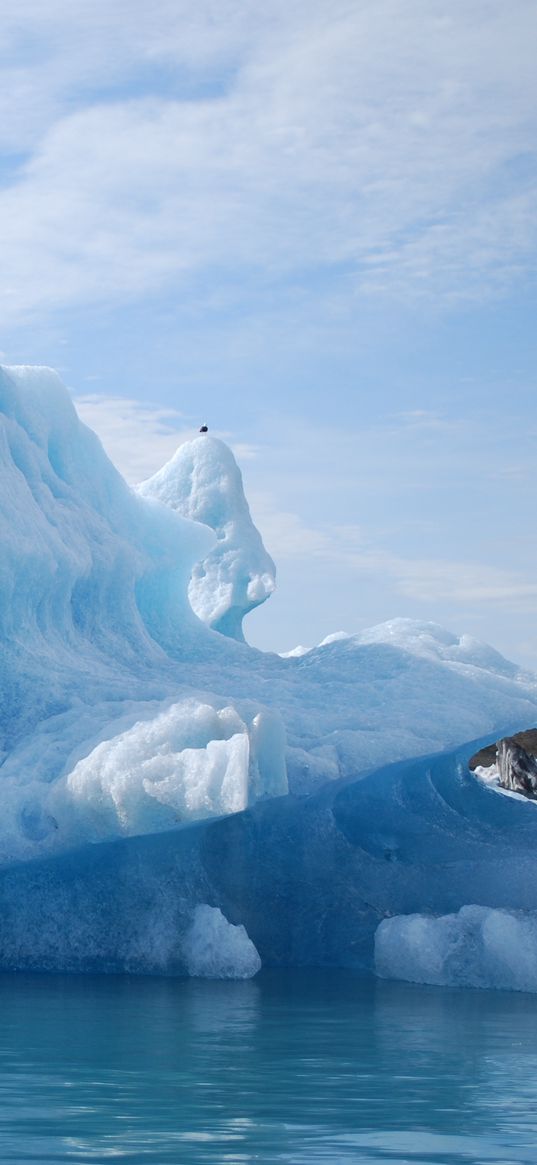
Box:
469;728;537;772
497;736;537;799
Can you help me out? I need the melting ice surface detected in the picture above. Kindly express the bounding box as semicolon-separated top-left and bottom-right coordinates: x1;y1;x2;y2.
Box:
3;363;537;984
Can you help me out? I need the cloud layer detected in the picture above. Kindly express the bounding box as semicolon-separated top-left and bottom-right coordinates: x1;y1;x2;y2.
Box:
2;1;537;325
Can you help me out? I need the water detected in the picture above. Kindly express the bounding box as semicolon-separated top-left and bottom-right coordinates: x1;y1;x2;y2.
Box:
0;970;536;1164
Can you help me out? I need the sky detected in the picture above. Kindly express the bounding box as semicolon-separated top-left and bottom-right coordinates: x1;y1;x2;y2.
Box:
2;0;537;664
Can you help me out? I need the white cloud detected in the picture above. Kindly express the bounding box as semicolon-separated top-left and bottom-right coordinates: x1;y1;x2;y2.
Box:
73;394;192;483
73;393;258;483
243;477;537;613
257;508;537;611
1;1;537;325
248;495;338;559
383;557;537;610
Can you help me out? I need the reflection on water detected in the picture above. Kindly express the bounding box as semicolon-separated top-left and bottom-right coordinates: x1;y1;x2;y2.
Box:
0;969;536;1163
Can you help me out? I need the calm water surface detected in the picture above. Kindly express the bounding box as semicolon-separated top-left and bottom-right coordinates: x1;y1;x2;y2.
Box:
0;968;536;1164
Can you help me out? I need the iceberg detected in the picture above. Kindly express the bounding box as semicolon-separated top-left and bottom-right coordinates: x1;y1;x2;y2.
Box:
2;362;537;980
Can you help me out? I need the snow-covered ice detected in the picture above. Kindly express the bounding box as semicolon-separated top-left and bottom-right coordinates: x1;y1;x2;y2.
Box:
3;362;537;980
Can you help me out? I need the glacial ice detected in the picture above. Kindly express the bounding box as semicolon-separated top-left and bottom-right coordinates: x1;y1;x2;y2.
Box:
4;737;537;978
3;362;537;983
181;905;261;979
375;905;537;994
139;435;275;641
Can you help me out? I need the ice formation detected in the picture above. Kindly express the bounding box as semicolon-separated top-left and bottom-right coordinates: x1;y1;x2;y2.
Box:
375;906;537;993
139;435;275;641
4;735;537;976
181;905;261;979
0;365;288;863
3;362;537;982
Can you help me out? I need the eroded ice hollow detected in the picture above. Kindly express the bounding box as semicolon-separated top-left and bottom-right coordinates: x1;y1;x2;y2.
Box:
3;364;537;979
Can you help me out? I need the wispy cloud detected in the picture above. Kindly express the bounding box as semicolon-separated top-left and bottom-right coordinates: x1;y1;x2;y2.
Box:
73;393;258;482
74;394;192;483
378;555;537;610
253;503;537;612
1;1;537;327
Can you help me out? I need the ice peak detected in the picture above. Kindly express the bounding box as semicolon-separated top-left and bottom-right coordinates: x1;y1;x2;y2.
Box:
138;434;275;642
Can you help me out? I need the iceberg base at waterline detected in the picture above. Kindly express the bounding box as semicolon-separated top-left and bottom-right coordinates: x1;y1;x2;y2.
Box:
375;905;537;994
2;739;537;977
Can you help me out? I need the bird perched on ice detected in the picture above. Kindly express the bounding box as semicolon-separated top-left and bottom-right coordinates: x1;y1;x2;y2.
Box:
199;424;208;433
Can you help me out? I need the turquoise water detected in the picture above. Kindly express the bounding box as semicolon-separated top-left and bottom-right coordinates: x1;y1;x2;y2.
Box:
0;970;537;1164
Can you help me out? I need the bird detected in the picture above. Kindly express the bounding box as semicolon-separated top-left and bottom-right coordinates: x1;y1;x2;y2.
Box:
199;424;208;433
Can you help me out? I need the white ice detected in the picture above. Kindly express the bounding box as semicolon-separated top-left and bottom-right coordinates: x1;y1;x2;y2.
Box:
139;434;275;642
181;905;261;979
375;905;537;993
2;363;537;866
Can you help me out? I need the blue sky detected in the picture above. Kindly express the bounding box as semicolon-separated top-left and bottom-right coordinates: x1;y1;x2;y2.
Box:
2;0;537;663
